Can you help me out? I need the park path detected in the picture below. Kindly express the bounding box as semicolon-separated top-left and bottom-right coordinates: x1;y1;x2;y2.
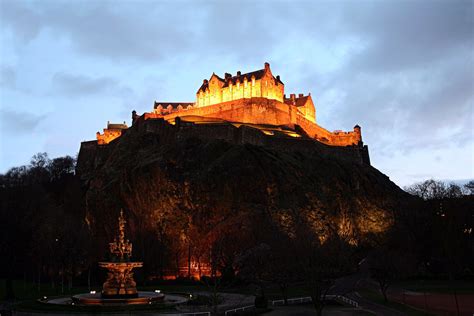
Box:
267;304;373;315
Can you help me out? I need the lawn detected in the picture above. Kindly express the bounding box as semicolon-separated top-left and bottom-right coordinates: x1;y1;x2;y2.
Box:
358;288;435;316
394;279;474;294
0;279;205;301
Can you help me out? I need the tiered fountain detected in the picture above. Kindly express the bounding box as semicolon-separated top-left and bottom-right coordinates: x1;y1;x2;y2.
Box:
72;210;165;305
99;209;143;298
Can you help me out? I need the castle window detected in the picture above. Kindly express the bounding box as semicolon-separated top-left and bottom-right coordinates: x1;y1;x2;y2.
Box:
252;78;255;86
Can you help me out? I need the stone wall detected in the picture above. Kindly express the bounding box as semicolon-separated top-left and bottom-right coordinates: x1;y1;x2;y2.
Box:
96;129;123;145
143;97;361;147
78;117;370;180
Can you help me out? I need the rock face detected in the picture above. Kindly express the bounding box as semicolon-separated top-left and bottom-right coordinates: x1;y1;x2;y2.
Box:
77;119;411;279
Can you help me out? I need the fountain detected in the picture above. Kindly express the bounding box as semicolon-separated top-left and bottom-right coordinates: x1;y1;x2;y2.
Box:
71;210;166;305
99;209;142;298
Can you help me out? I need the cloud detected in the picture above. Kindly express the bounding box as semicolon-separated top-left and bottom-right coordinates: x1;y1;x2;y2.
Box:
51;72;133;97
0;65;16;88
1;1;197;62
0;0;42;41
0;108;46;135
0;0;472;183
340;1;473;73
292;0;474;158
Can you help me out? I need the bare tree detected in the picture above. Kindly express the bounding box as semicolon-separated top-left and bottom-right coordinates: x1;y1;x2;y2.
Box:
368;247;416;302
463;180;474;195
405;179;463;200
292;227;355;316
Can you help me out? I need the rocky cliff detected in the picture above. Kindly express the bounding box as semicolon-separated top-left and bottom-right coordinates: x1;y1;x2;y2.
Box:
77;119;412;278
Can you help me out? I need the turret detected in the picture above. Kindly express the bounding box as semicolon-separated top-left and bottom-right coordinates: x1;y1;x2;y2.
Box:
354;125;362;145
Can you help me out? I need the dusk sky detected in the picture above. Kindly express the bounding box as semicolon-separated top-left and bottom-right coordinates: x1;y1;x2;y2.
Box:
0;0;472;187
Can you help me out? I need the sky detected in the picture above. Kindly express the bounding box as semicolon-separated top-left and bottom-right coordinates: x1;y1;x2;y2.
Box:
0;0;472;187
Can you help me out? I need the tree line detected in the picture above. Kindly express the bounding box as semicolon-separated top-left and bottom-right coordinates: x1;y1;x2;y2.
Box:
0;153;472;316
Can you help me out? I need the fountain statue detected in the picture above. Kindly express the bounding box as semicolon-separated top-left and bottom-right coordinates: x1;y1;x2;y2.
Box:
99;210;143;298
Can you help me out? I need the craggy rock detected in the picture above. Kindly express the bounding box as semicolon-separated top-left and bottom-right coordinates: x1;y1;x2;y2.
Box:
78;123;414;276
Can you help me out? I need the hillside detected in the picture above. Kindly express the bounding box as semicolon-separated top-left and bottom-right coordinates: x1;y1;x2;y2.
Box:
77;120;414;277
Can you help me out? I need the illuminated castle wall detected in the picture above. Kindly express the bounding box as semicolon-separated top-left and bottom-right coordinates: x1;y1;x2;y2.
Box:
96;122;128;145
196;62;284;107
97;63;362;148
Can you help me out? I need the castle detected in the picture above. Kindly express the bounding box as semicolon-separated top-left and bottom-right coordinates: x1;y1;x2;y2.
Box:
84;63;369;174
96;63;362;146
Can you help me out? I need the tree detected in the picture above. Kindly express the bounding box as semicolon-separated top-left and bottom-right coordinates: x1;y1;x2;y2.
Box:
291;226;355;316
368;247;416;302
235;243;272;307
405;179;462;200
464;180;474;195
368;249;397;302
48;156;76;181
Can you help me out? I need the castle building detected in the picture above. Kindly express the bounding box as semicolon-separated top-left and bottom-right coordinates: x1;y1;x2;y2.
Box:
96;122;128;145
95;63;364;151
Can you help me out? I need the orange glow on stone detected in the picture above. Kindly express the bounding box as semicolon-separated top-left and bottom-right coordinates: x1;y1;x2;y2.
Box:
95;63;363;148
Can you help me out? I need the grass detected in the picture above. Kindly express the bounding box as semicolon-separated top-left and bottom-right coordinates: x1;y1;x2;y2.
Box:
358;288;434;316
0;280;206;301
0;280;189;314
219;283;310;300
14;299;176;314
394;279;474;294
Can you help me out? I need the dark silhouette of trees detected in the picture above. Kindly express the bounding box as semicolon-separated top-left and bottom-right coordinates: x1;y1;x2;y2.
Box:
294;233;355;316
0;153;91;299
368;247;416;302
405;179;463;200
399;179;473;279
464;180;474;195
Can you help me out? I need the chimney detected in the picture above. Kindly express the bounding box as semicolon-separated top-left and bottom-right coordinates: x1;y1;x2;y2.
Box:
264;62;270;70
284;94;286;99
237;71;241;76
276;75;280;81
225;73;232;79
298;93;304;98
290;93;296;100
203;79;208;84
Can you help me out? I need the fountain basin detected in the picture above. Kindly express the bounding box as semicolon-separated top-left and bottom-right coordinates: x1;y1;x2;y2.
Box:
71;291;165;305
98;261;143;297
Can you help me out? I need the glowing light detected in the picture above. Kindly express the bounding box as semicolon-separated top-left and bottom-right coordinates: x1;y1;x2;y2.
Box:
43;296;47;300
286;132;301;138
90;290;96;294
155;290;161;293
